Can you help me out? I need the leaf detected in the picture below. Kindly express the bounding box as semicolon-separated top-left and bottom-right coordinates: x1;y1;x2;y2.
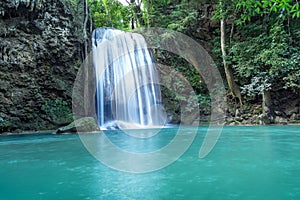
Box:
255;7;261;14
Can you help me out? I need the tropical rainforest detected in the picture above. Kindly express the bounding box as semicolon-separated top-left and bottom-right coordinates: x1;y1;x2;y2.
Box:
1;0;300;133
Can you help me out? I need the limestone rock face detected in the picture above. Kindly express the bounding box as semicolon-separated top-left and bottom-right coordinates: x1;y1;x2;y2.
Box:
0;0;80;132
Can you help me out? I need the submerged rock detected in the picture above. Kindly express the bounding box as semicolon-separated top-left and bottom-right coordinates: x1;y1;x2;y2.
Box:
56;117;100;134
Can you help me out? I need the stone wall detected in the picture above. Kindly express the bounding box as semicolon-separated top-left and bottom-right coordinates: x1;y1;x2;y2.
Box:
0;0;80;132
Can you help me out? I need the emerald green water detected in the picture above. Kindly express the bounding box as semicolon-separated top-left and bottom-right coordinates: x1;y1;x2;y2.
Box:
0;126;299;199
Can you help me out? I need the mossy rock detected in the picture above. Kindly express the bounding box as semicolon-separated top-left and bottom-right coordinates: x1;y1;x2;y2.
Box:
56;117;100;134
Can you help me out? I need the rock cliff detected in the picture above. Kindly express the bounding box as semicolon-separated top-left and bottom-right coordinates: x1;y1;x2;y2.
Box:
0;0;80;132
0;1;299;133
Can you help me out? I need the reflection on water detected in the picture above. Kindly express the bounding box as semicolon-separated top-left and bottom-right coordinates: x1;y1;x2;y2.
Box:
0;126;299;199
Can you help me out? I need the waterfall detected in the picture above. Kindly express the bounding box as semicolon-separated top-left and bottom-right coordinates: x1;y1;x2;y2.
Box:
92;28;166;129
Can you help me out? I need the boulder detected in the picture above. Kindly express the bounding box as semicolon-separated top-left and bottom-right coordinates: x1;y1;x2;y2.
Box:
274;116;288;125
56;117;100;134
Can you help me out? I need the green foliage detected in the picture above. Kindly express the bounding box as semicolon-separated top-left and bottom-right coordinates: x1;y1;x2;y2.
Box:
71;0;300;118
213;0;300;24
212;0;237;20
89;0;132;30
283;52;300;89
141;0;171;27
0;118;10;133
166;3;198;33
144;1;200;34
42;98;73;124
235;0;300;24
212;0;300;98
227;21;300;96
197;93;211;113
241;73;272;96
155;50;206;94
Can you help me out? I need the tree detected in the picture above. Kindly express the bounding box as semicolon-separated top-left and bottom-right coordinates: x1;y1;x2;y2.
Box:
235;0;300;24
125;0;143;29
89;0;132;30
214;0;243;107
227;0;300;122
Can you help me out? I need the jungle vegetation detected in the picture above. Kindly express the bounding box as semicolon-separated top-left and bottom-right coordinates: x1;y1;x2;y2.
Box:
69;0;300;123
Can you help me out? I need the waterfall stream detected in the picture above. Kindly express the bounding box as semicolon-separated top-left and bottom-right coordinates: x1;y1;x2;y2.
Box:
92;28;166;129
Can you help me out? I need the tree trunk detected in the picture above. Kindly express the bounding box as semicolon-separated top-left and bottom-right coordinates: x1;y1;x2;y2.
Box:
83;0;89;116
262;90;272;115
262;90;273;124
220;18;242;106
129;0;144;29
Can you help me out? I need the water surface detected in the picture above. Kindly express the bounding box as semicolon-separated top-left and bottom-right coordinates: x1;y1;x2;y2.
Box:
0;126;299;199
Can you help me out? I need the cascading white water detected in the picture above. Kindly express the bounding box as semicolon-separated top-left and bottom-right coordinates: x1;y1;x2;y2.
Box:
92;28;166;129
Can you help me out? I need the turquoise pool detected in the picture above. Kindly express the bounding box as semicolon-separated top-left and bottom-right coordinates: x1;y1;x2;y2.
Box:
0;126;299;199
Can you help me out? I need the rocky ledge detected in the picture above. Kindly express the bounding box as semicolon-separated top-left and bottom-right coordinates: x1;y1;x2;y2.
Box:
0;0;80;133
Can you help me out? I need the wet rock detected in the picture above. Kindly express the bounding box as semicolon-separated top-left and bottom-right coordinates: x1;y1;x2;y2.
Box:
258;114;273;125
290;113;300;123
274;116;288;125
274;110;283;116
56;117;100;134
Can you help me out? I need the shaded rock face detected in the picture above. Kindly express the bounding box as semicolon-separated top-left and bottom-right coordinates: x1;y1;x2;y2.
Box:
0;0;80;132
272;89;300;123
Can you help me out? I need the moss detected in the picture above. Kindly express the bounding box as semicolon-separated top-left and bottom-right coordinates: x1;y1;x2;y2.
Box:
0;118;11;133
56;117;100;133
41;98;73;125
